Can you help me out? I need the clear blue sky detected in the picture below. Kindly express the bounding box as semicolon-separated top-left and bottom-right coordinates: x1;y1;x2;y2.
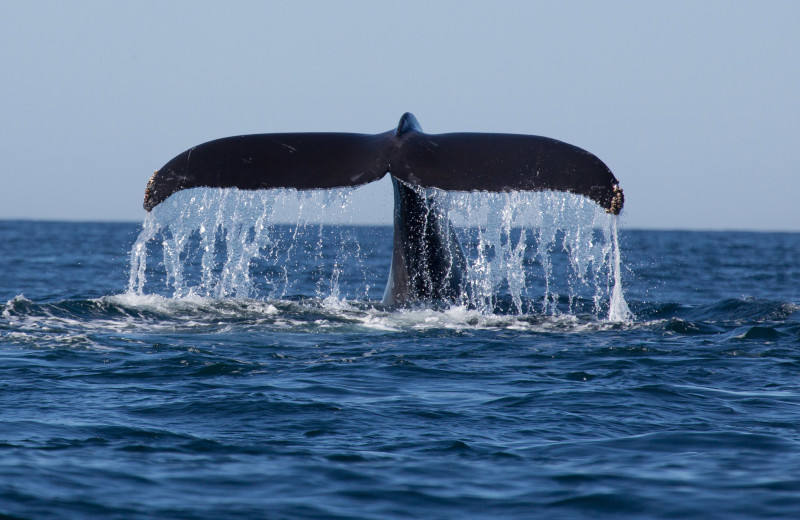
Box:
1;0;798;230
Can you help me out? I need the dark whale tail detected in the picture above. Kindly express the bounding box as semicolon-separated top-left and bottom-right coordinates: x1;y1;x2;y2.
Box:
143;113;623;305
144;112;623;214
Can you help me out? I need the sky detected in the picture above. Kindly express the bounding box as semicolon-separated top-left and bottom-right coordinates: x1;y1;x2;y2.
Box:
0;0;798;231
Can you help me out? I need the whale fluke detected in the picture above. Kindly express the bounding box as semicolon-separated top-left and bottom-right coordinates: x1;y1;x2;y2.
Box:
387;131;623;214
144;133;392;211
143;113;623;306
144;113;623;214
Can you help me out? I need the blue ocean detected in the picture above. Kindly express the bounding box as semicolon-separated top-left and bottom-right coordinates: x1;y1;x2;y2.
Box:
1;189;799;519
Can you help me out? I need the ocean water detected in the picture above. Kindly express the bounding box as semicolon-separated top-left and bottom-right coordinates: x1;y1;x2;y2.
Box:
1;191;799;519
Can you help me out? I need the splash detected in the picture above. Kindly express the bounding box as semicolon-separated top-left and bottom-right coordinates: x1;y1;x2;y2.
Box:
128;188;365;300
441;189;632;320
128;187;631;321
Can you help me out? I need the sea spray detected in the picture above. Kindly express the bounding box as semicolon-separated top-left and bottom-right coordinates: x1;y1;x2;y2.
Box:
128;187;631;320
128;188;362;300
442;188;628;318
128;211;159;295
608;217;633;321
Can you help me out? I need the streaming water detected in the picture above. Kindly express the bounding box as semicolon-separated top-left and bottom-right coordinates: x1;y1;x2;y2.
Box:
128;187;631;320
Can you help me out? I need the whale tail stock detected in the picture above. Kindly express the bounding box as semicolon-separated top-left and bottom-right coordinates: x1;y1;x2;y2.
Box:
143;113;623;305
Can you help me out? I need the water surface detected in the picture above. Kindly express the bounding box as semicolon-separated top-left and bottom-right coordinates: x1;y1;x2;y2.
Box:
1;215;799;519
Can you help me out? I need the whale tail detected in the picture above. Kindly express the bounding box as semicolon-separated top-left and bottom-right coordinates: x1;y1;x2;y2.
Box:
143;113;623;306
144;112;623;215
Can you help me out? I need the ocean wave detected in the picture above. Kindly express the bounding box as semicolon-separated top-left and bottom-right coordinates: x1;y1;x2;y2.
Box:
3;293;797;352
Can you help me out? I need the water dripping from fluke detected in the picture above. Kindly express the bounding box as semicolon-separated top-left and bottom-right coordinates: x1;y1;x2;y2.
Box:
127;187;632;322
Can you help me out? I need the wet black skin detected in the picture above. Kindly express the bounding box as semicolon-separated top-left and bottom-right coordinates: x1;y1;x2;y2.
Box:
382;176;469;306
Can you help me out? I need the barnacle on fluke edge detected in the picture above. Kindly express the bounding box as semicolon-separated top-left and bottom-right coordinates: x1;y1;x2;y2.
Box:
143;172;157;211
607;184;624;215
